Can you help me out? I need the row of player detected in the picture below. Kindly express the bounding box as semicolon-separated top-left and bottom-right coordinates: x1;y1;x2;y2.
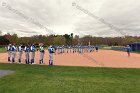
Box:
6;43;55;65
56;45;98;54
6;43;99;65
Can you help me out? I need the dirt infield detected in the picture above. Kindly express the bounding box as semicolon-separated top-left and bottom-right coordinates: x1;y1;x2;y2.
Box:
0;50;140;68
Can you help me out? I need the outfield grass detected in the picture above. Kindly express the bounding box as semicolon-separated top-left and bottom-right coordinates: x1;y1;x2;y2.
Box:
0;63;140;93
0;48;6;53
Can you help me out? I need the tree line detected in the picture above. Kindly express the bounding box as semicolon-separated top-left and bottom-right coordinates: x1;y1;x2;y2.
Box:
0;33;140;46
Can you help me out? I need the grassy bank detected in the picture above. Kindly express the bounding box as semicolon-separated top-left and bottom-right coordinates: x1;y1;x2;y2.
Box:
0;63;140;93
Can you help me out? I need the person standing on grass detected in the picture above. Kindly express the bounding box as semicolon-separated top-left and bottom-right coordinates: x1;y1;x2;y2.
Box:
24;44;30;64
39;43;45;64
30;44;35;64
6;44;12;62
18;44;23;63
11;43;17;63
126;45;131;57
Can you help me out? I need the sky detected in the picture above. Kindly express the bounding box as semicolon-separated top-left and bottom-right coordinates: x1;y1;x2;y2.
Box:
0;0;140;37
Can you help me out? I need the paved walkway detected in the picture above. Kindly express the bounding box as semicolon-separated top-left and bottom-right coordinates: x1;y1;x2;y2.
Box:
0;70;15;77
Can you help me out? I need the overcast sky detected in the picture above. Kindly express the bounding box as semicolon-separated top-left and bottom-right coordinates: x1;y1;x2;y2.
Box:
0;0;140;37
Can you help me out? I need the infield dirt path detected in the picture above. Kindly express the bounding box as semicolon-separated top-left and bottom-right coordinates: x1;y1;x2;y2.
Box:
0;50;140;68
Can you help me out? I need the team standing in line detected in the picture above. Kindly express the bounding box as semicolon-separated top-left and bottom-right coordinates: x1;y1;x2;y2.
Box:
6;43;56;65
6;43;98;65
5;43;131;65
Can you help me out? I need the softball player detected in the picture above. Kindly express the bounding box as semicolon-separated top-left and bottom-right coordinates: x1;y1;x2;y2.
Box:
18;44;23;63
57;46;61;54
11;43;16;63
48;45;55;65
126;45;131;57
39;43;45;64
30;44;35;64
95;45;99;52
24;44;30;64
6;44;12;62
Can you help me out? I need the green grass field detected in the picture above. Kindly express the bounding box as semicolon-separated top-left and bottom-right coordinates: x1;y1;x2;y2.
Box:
0;48;6;53
0;63;140;93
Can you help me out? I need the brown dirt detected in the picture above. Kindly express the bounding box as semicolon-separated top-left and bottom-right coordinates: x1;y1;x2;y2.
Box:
0;50;140;68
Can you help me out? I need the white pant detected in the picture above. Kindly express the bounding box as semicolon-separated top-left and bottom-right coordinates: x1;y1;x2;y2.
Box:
49;53;53;61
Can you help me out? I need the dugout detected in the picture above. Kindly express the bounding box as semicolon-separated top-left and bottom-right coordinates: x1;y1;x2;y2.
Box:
129;42;140;52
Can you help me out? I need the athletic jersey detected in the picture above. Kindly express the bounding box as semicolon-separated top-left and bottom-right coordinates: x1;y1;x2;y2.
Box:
11;45;16;52
7;46;11;51
95;46;98;50
126;47;131;52
48;47;55;54
54;46;57;51
30;45;35;52
18;46;22;52
24;46;29;52
39;46;44;53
